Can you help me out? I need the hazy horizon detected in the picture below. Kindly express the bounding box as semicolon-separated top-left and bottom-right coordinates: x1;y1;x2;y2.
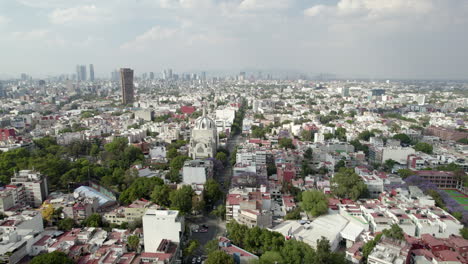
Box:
1;0;467;80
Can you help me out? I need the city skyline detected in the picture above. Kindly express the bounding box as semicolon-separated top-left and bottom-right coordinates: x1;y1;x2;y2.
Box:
0;0;467;79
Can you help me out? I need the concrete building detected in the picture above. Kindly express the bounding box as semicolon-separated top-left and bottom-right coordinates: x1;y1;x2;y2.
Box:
10;170;48;208
142;210;184;253
0;211;44;264
120;68;134;105
104;199;157;225
182;159;214;185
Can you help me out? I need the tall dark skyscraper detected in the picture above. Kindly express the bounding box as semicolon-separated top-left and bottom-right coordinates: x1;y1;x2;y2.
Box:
89;64;95;81
120;68;134;105
149;72;154;80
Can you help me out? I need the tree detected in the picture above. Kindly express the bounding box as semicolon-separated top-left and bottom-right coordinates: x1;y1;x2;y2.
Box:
41;203;55;223
82;213;103;227
204;179;223;206
304;148;313;160
350;139;369;156
383;159;396;172
204;239;219;255
382;224;404;240
205;250;235;264
331;168;367;200
170;155;191;171
267;162;277;176
215;152;227;164
184;240;200;256
151;184;172;207
334;127;347;141
284;207;302;220
414;142;433;154
127;235;140;251
301;190;328;217
392;133;411;145
119;177;164;204
315;237;347;264
57;218;75;231
259;251;284;264
358;131;375;141
334;160;346;172
362;233;383;260
301;130;314;141
31;251;74;264
279;240;315;264
169;185;194;214
212;205;226;220
461;228;468;239
279;138;295;149
397;169;414;179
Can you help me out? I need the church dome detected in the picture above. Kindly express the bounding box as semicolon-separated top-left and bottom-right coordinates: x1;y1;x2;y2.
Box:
195;115;215;130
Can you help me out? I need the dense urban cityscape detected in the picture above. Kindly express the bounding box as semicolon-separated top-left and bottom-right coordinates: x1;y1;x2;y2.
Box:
0;67;466;264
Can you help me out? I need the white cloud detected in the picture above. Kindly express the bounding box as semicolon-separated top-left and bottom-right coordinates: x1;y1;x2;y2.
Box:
49;5;110;24
10;29;66;46
0;16;9;26
239;0;291;11
303;5;327;17
306;0;435;20
120;26;179;50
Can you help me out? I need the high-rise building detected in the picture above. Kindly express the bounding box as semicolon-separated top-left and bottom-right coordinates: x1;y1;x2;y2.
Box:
149;72;155;80
342;87;350;97
76;65;87;81
201;71;206;81
89;64;95;81
120;68;134;105
10;170;48;207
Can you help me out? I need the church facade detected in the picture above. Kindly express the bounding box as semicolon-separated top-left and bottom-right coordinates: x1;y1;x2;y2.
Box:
189;109;218;159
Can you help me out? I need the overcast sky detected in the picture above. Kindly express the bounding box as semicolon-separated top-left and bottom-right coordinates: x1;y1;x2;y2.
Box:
0;0;467;79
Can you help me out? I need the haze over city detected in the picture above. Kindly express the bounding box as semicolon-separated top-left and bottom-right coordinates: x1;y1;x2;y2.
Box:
1;0;468;79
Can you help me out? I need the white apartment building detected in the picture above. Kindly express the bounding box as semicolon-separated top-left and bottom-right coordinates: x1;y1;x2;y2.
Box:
142;210;184;253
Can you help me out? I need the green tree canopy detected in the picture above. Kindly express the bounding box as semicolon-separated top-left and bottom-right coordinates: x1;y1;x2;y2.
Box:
215;152;228;164
397;169;414;179
414;142;433;154
259;251;284;264
82;213;104;227
204;179;223;206
151;184;173;207
119;177;164;204
204;239;219;255
31;252;74;264
127;235;140;251
301;190;328;217
205;250;235;264
57;218;75;231
392;133;411;145
358;131;375;141
279;138;295;149
331;168;367;200
169;185;194;214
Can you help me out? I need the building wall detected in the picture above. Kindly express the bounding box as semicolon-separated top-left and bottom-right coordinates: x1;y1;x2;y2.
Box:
142;210;183;253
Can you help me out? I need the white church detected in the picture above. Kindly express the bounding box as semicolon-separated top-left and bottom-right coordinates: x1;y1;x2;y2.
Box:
189;108;219;159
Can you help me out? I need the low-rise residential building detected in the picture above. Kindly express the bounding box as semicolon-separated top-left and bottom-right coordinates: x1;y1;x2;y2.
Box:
104;198;158;225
